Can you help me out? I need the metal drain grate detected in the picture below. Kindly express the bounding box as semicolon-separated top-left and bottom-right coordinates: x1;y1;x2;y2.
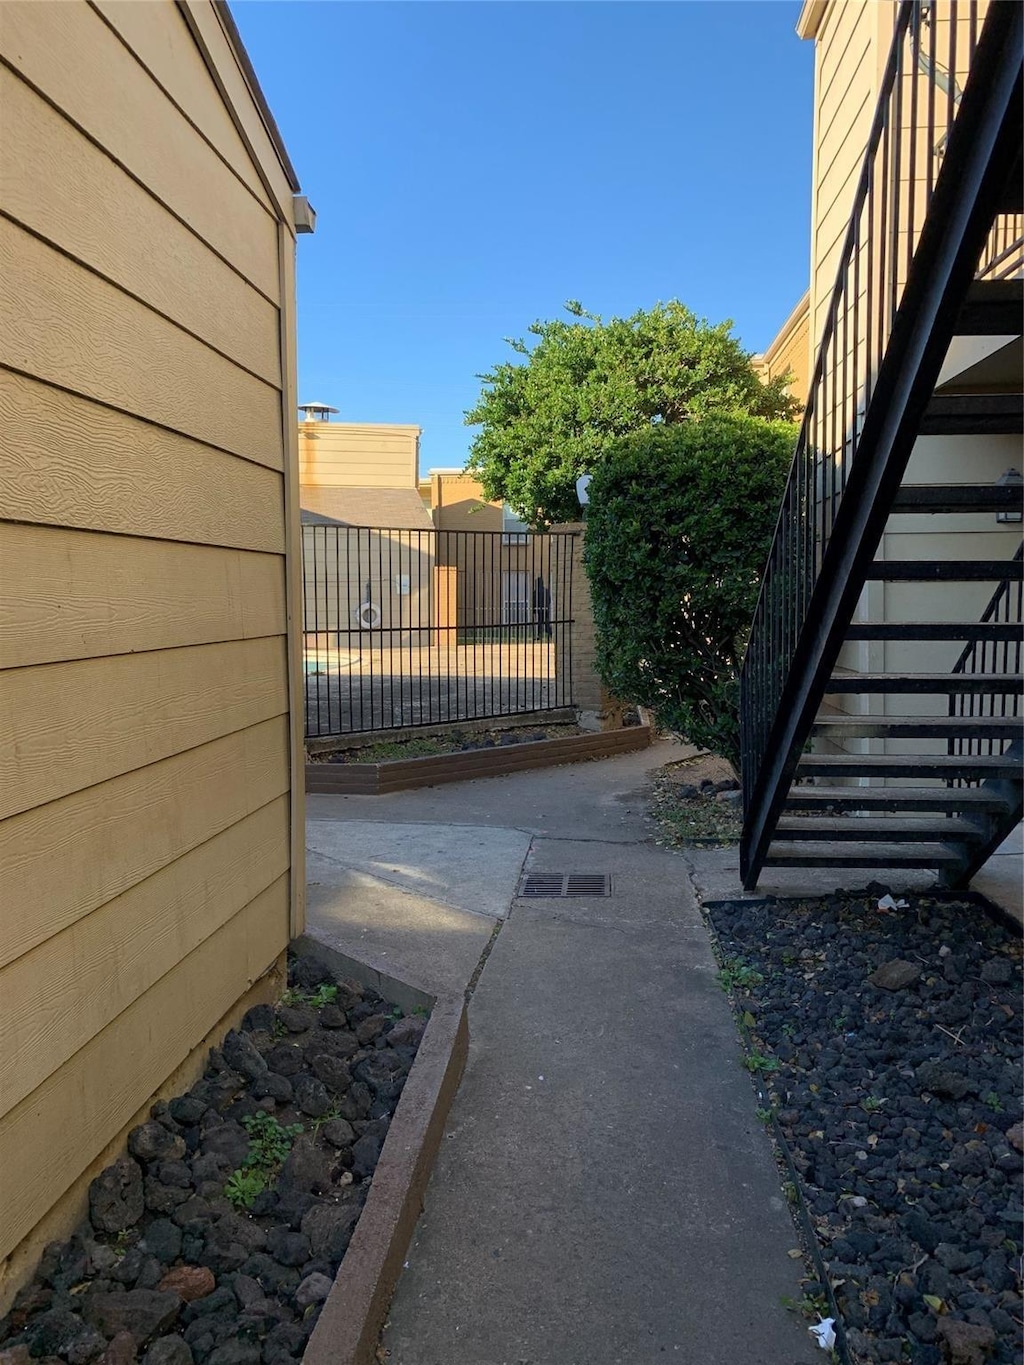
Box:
518;872;611;898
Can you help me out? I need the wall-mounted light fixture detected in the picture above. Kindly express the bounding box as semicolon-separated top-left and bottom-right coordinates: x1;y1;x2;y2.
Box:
996;467;1023;524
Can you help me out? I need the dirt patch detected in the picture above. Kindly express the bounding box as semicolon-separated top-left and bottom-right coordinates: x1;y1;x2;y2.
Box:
308;723;583;766
648;751;742;848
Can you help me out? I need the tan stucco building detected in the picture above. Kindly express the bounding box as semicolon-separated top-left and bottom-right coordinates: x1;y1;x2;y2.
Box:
298;417;434;652
753;292;811;410
418;469;561;630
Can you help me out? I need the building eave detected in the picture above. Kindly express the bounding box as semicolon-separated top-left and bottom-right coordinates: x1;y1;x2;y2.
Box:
211;0;301;191
796;0;829;41
761;291;811;367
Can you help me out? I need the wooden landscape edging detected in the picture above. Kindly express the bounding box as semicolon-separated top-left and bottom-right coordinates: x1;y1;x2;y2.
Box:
305;725;652;795
305;707;578;756
293;936;468;1365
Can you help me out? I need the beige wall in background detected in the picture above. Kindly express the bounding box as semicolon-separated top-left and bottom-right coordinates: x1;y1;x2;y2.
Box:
754;292;811;410
801;0;888;346
0;0;305;1305
425;472;550;628
299;422;422;489
302;527;435;641
427;469;502;531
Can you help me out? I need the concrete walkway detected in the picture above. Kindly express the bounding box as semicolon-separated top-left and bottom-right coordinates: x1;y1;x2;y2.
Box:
305;742;1021;1364
308;743;819;1365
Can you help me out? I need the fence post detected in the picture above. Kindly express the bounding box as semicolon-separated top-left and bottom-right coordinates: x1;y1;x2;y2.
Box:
434;564;457;649
552;522;627;731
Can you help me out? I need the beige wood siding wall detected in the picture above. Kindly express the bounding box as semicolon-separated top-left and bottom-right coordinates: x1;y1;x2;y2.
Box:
805;1;1012;765
299;423;422;489
807;0;886;347
427;475;552;627
0;0;304;1292
806;1;993;351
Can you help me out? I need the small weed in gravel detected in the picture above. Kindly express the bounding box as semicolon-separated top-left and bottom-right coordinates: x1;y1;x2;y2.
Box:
717;956;765;992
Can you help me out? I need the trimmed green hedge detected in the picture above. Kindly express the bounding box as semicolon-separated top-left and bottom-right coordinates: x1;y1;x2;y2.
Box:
583;415;796;765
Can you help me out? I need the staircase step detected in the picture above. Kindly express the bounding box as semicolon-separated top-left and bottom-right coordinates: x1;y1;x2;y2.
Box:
846;621;1021;641
774;816;985;842
797;753;1020;779
764;841;964;869
955;279;1024;335
891;483;1024;514
920;393;1023;435
864;559;1023;582
826;671;1023;693
810;713;1022;740
784;785;1013;814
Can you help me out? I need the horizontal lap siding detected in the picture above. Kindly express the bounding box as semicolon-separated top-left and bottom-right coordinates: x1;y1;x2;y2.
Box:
0;0;298;1274
0;876;290;1256
0;374;285;551
0;636;289;822
0;220;283;468
89;0;276;210
0;0;281;300
0;796;291;1117
0;71;281;385
298;428;420;490
810;1;878;346
0;718;290;970
2;524;286;667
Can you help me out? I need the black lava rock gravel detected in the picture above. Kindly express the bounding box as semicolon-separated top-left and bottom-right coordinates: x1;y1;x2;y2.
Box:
0;958;427;1365
710;891;1023;1365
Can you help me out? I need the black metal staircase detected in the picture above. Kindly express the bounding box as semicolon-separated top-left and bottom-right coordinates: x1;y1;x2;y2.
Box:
739;1;1023;890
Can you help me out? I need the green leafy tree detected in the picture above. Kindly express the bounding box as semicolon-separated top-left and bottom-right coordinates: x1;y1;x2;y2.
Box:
583;415;797;764
465;300;797;524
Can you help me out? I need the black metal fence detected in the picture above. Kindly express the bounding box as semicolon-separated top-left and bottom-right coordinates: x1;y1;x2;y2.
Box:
302;525;575;738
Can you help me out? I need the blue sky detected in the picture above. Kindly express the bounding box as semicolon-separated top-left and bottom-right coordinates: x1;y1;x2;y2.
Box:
232;1;814;472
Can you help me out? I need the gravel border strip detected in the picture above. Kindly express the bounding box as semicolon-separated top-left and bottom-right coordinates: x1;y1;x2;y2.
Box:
722;976;855;1364
702;889;1023;1365
298;942;467;1365
0;943;468;1365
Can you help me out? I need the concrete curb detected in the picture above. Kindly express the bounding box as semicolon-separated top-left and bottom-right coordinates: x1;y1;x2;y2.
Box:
306;724;652;794
295;938;469;1365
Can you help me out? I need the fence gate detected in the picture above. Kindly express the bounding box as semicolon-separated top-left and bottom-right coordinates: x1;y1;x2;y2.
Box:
302;526;575;739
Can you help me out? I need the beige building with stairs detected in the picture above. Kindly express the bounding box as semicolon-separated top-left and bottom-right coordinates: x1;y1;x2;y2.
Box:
739;0;1022;887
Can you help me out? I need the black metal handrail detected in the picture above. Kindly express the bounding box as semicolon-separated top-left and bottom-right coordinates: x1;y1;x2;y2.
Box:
948;542;1023;773
739;0;1023;883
